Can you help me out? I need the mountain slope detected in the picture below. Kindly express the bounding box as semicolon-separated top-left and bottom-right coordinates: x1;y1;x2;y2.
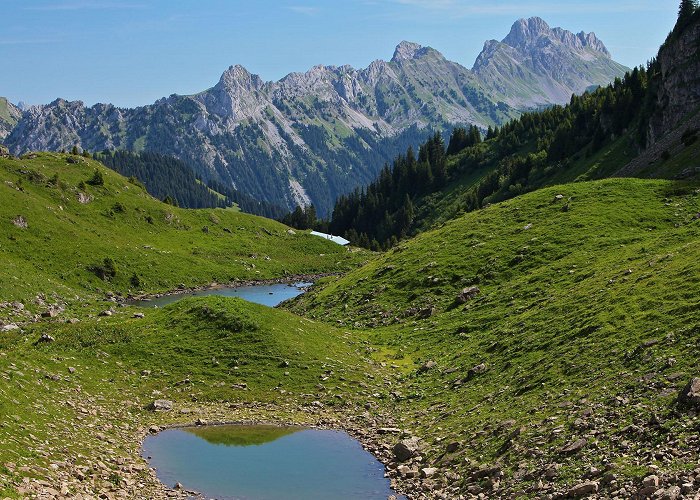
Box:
327;10;700;250
5;19;628;216
0;97;21;140
474;17;629;109
0;152;362;306
289;178;700;498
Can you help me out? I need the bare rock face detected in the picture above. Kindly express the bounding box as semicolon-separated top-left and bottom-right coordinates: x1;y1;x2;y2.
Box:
648;18;700;145
473;17;628;108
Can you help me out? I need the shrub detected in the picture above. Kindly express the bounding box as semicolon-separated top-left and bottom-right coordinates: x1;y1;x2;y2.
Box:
90;258;117;281
87;169;104;186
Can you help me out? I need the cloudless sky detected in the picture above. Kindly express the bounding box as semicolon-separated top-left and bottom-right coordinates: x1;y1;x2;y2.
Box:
1;0;680;108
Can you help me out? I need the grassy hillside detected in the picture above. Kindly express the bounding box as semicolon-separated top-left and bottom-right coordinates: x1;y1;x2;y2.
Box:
289;178;700;497
0;152;365;310
0;297;385;498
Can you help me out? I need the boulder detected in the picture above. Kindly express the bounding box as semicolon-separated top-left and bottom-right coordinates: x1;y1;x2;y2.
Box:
420;467;438;478
677;377;700;406
643;475;659;488
467;363;488;380
658;486;682;500
36;333;55;343
393;436;421;462
1;323;19;332
568;481;599;497
456;286;480;303
149;399;173;412
417;360;437;373
41;308;58;318
397;465;418;478
445;441;460;453
560;438;586;455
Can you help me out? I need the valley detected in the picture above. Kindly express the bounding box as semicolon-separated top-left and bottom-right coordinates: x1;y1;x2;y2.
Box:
1;4;699;500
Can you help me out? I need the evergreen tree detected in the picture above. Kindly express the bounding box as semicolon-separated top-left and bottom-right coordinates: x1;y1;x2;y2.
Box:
678;0;697;23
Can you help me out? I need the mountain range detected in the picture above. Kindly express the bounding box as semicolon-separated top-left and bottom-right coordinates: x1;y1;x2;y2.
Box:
2;17;628;215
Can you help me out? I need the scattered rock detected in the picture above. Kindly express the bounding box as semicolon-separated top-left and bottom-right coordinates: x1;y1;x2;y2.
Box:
12;215;28;229
195;418;207;426
132;312;145;319
99;310;113;317
456;286;480;303
68;367;76;374
148;400;173;412
1;323;19;332
677;377;700;406
77;192;93;204
287;229;296;235
393;436;421;462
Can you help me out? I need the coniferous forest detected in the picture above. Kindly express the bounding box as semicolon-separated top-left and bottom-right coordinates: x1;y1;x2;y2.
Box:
96;150;285;217
311;53;673;250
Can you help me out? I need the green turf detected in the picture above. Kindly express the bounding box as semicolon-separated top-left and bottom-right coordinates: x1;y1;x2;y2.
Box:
0;152;368;308
289;178;700;490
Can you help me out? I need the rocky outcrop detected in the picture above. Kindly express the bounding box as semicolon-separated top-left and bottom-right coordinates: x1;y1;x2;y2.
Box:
648;16;700;145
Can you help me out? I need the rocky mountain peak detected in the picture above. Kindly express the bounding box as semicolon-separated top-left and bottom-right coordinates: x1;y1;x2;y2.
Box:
503;17;552;48
392;41;423;62
504;17;610;56
217;64;264;92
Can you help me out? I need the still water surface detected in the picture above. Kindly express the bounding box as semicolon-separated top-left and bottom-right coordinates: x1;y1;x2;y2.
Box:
142;425;400;500
132;282;311;308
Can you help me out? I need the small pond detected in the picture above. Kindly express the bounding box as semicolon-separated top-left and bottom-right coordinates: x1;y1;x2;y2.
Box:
142;424;401;500
131;282;311;309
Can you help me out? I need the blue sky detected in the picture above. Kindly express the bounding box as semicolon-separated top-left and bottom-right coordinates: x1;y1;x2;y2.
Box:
1;0;680;108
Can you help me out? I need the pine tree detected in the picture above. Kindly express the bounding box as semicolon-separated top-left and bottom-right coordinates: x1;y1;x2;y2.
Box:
678;0;696;23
